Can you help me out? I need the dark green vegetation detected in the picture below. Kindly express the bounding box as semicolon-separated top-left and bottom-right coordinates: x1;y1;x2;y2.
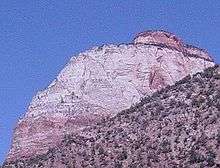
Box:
3;65;220;168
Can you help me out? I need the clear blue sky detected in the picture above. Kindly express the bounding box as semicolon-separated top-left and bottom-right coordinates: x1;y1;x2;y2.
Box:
0;0;220;163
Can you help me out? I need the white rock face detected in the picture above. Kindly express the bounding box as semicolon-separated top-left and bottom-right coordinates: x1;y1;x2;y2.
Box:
6;31;215;161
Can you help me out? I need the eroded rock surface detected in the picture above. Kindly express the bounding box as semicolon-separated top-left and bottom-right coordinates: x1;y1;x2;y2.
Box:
6;31;215;162
3;65;220;168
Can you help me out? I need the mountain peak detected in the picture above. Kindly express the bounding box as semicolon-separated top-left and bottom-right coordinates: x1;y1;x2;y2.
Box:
4;31;215;163
134;30;213;61
134;30;183;47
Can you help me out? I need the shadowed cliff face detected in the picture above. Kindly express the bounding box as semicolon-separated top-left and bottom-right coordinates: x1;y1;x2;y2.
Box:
6;31;214;162
3;65;220;168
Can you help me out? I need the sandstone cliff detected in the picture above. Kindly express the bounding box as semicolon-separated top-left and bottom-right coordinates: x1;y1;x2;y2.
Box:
6;30;215;162
3;65;220;167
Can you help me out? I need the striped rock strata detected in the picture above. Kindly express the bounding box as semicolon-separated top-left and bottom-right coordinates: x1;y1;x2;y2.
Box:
6;30;215;162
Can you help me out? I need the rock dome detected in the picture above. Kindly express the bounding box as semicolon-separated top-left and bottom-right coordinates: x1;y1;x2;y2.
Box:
6;30;215;162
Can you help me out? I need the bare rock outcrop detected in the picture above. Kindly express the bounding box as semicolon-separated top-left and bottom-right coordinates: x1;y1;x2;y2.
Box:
6;30;215;162
3;65;220;168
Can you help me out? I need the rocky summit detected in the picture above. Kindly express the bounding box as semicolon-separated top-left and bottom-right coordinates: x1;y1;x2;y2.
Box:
4;30;215;164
